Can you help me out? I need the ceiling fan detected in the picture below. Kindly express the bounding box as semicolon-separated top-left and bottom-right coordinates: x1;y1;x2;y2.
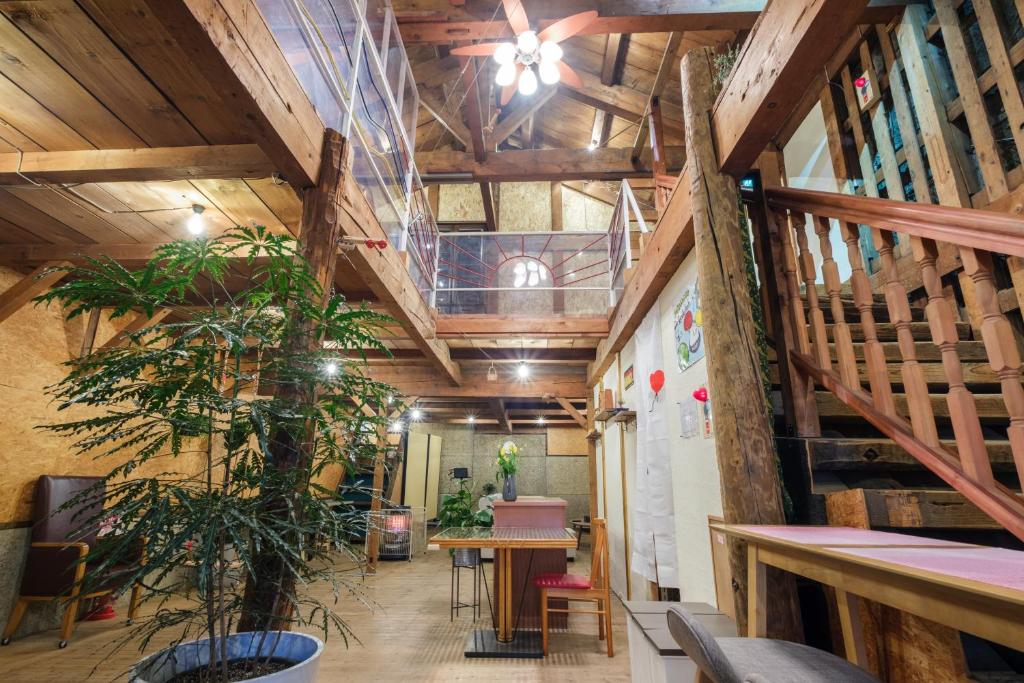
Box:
450;0;597;105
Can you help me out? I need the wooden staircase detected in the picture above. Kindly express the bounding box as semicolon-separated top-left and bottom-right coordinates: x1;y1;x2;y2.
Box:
755;185;1024;543
771;292;1021;539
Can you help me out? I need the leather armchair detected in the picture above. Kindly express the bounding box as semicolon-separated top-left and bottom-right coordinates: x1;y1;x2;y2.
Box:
1;476;144;649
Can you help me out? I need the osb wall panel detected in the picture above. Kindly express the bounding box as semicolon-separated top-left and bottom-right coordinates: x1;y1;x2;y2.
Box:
438;183;484;223
546;427;587;456
0;267;205;525
562;186;614;231
498;181;551;232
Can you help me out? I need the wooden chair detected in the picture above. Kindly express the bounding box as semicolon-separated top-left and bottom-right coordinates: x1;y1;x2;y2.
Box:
533;518;613;656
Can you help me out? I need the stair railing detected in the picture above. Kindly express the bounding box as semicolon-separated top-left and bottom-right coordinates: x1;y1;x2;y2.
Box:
763;185;1024;541
608;180;650;307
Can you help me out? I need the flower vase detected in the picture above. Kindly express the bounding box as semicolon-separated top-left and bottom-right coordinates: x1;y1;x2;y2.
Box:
502;474;517;502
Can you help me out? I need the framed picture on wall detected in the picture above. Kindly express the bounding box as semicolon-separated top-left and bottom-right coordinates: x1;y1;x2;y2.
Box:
623;365;634;390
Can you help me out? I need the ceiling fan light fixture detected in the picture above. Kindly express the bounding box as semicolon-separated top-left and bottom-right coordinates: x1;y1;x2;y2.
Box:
496;61;518;87
538;59;560;85
518;66;538;96
494;42;517;65
516;30;539;54
539;41;562;62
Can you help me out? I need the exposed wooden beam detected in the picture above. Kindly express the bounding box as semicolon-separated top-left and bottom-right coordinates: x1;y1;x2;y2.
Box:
480;181;497;231
459;54;488;163
560;68;685;137
491;398;512;433
419;90;471;148
367;365;586;398
80;307;102;357
632;32;684;162
490;87;557;146
100;309;172;349
0;145;275;185
143;0;323;188
418;146;686;182
601;34;630;86
712;0;871;177
0;261;69;325
436;315;608;337
554;396;587;428
395;1;905;43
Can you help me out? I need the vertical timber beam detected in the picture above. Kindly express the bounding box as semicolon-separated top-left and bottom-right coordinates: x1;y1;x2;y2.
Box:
367;405;387;572
238;128;348;632
681;47;803;642
587;394;598;523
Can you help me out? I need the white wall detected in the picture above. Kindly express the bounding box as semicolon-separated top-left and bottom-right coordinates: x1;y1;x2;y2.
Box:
781;101;852;284
595;249;724;606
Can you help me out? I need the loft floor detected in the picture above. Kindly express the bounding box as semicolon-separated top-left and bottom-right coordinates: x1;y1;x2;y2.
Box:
0;547;630;682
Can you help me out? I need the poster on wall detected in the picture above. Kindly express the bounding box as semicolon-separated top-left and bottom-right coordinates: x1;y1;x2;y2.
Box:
623;365;634;390
673;282;705;371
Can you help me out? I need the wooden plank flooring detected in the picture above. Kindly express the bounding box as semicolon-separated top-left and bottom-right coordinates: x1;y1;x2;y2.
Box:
1;546;632;682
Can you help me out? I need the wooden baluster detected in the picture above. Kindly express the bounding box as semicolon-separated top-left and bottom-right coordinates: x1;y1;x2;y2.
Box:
839;220;896;415
960;247;1024;484
814;216;858;388
775;209;812;358
790;213;831;370
875;231;939;446
913;238;992;485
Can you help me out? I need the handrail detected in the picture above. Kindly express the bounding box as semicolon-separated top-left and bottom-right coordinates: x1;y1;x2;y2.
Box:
766;185;1024;257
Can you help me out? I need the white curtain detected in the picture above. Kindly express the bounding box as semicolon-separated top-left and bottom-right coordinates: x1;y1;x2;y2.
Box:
631;306;679;588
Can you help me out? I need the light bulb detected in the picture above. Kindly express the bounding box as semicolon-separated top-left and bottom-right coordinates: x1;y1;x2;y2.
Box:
516;30;538;55
411;408;423;421
588;140;597;151
539;41;562;62
536;416;546;425
386;394;394;405
187;204;205;235
518;67;538;96
467;415;476;424
516;363;530;379
494;42;516;65
389;420;404;433
495;61;517;87
323;361;338;377
538;59;560;85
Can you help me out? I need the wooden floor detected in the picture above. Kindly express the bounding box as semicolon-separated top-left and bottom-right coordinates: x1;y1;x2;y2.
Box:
1;546;632;682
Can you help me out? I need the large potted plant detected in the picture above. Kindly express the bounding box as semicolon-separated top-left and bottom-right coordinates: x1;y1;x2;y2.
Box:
36;227;401;682
437;479;492;566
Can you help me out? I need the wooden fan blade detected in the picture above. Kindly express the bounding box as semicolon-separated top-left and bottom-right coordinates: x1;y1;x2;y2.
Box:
450;43;502;57
502;0;530;36
537;10;598;43
556;62;583;90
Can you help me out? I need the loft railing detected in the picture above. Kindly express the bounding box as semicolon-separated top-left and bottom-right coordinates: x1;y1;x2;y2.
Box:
762;185;1024;540
609;180;651;307
257;0;437;304
434;231;611;315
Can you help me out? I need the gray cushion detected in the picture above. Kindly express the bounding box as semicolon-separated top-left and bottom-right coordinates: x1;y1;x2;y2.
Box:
718;638;879;683
666;606;879;683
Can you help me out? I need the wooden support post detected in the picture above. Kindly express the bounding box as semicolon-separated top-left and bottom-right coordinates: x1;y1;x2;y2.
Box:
681;47;802;642
79;307;101;357
238;128;349;632
100;309;172;349
367;405;387;572
586;394;598;523
648;96;668;214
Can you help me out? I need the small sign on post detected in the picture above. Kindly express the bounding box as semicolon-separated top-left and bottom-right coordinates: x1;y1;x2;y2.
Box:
855;70;879;111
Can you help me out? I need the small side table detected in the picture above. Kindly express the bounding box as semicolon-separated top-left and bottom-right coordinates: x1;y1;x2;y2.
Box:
571;518;591;549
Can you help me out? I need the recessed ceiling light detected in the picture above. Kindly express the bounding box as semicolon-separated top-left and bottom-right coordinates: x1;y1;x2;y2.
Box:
516;363;530;379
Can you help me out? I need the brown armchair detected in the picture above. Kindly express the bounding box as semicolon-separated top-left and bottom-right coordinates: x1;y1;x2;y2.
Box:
1;476;144;649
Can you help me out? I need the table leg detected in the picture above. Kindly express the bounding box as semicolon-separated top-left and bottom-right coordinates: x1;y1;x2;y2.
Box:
497;548;513;643
746;544;767;638
835;588;869;668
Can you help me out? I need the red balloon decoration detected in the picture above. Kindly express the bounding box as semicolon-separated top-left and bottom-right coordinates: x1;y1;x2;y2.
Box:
855;76;867;88
649;370;665;395
692;386;708;402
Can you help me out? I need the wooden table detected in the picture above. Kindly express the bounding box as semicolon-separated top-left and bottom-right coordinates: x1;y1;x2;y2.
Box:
430;526;577;658
712;524;1024;669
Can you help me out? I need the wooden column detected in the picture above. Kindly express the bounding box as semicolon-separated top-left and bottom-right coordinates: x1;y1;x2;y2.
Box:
366;405;388;572
681;47;802;642
586;394;598;523
238;128;348;632
647;96;668;214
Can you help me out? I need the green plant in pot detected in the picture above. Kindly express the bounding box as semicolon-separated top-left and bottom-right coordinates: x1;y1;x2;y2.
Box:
35;227;401;683
437;479;492;566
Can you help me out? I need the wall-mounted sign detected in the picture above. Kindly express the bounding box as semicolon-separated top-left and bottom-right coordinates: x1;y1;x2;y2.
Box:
624;365;635;390
673;282;705;371
855;70;879;111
